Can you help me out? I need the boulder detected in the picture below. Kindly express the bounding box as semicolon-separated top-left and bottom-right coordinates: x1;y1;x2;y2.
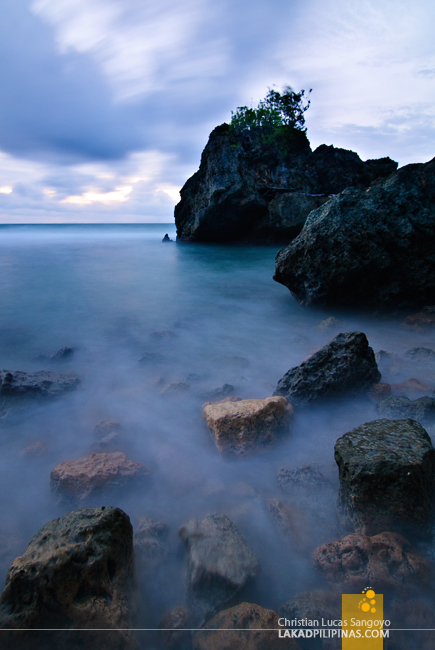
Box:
274;157;435;307
367;382;391;403
0;507;136;650
0;369;80;400
203;396;293;458
334;419;435;536
192;602;297;650
133;517;169;575
50;452;149;504
274;332;380;406
390;377;435;399
175;123;397;244
312;531;430;591
159;605;193;650
376;395;435;426
178;513;259;620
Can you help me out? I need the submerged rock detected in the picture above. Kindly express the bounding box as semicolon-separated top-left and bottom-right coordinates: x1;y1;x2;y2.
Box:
51;452;149;504
178;513;259;620
277;465;331;492
0;369;80;400
405;347;435;360
274;157;435;307
390;377;435;399
335;419;435;536
267;499;312;553
134;517;169;575
34;346;75;362
199;383;235;402
192;602;296;650
279;590;341;628
0;507;136;650
312;531;430;591
402;309;435;331
203;396;293;458
93;419;124;450
175;122;397;244
367;382;391;403
377;395;435;426
274;332;380;406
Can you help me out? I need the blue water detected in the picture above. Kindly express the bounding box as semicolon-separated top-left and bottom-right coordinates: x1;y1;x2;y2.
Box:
0;224;434;633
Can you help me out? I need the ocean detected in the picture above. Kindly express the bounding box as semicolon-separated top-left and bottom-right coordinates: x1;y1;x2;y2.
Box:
0;224;434;634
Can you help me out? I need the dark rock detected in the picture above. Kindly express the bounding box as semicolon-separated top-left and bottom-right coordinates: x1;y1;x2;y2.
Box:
277;465;332;492
335;418;435;536
33;346;75;362
50;452;149;504
192;602;295;650
199;383;235;401
377;395;435;425
312;531;430;591
178;513;259;621
279;590;341;627
134;517;169;575
175;123;397;244
159;605;193;650
0;369;80;400
0;506;136;650
274;157;435;307
274;332;380;406
405;347;435;359
162;233;173;242
203;396;293;458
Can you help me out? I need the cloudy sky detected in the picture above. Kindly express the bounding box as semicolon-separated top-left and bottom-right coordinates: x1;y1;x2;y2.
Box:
0;0;434;223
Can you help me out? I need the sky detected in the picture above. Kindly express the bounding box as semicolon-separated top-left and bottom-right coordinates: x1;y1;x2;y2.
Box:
0;0;434;223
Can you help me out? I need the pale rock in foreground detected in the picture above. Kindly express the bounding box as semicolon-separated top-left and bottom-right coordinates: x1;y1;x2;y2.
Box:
51;452;148;503
203;396;293;458
0;506;137;650
179;513;259;620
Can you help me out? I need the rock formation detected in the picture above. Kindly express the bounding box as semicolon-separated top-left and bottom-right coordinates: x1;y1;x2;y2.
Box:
175;123;397;244
335;418;435;536
0;506;136;650
274;157;435;307
274;332;380;406
0;369;79;400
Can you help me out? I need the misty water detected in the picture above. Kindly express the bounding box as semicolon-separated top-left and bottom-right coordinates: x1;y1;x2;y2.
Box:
1;224;435;632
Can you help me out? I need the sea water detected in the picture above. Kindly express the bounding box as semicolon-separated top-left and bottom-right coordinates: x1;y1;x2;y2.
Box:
0;224;434;630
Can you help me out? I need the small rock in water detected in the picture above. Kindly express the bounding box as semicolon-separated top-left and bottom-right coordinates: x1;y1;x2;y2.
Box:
335;418;435;536
317;316;338;330
0;506;136;650
312;531;430;591
274;332;380;406
0;369;80;399
203;396;293;458
192;602;293;650
178;513;259;621
93;419;123;450
159;605;193;650
405;347;435;360
21;441;49;459
162;233;173;242
277;465;332;493
134;517;169;575
390;377;435;399
50;452;149;503
402;310;435;331
367;381;391;402
33;346;75;362
377;395;435;426
199;383;235;401
161;382;191;397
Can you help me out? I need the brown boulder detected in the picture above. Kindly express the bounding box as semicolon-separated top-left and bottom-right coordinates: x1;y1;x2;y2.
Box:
402;310;435;331
192;602;298;650
159;605;193;650
312;531;430;591
0;507;137;650
390;377;435;399
367;382;391;402
50;452;148;503
203;396;293;458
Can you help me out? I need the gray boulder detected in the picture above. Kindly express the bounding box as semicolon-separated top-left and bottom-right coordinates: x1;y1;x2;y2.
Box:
0;369;79;399
0;507;136;650
274;331;380;406
175;124;397;244
178;513;259;621
377;395;435;426
274;157;435;307
335;418;435;536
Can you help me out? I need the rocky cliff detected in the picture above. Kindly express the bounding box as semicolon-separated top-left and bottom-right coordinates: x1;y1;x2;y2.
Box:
175;123;397;243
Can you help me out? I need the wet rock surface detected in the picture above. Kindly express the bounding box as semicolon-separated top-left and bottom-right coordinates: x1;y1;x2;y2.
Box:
178;513;259;621
312;531;430;591
0;506;136;650
376;395;435;425
50;452;149;503
0;369;80;400
203;396;293;458
277;465;332;492
335;418;435;536
274;332;380;407
192;602;297;650
274;157;435;307
175;122;397;244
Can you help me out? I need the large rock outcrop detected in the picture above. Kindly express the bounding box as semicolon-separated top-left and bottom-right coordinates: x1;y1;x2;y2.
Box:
178;513;259;621
335;419;435;536
175;124;397;244
0;507;136;650
274;332;380;406
274;157;435;307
